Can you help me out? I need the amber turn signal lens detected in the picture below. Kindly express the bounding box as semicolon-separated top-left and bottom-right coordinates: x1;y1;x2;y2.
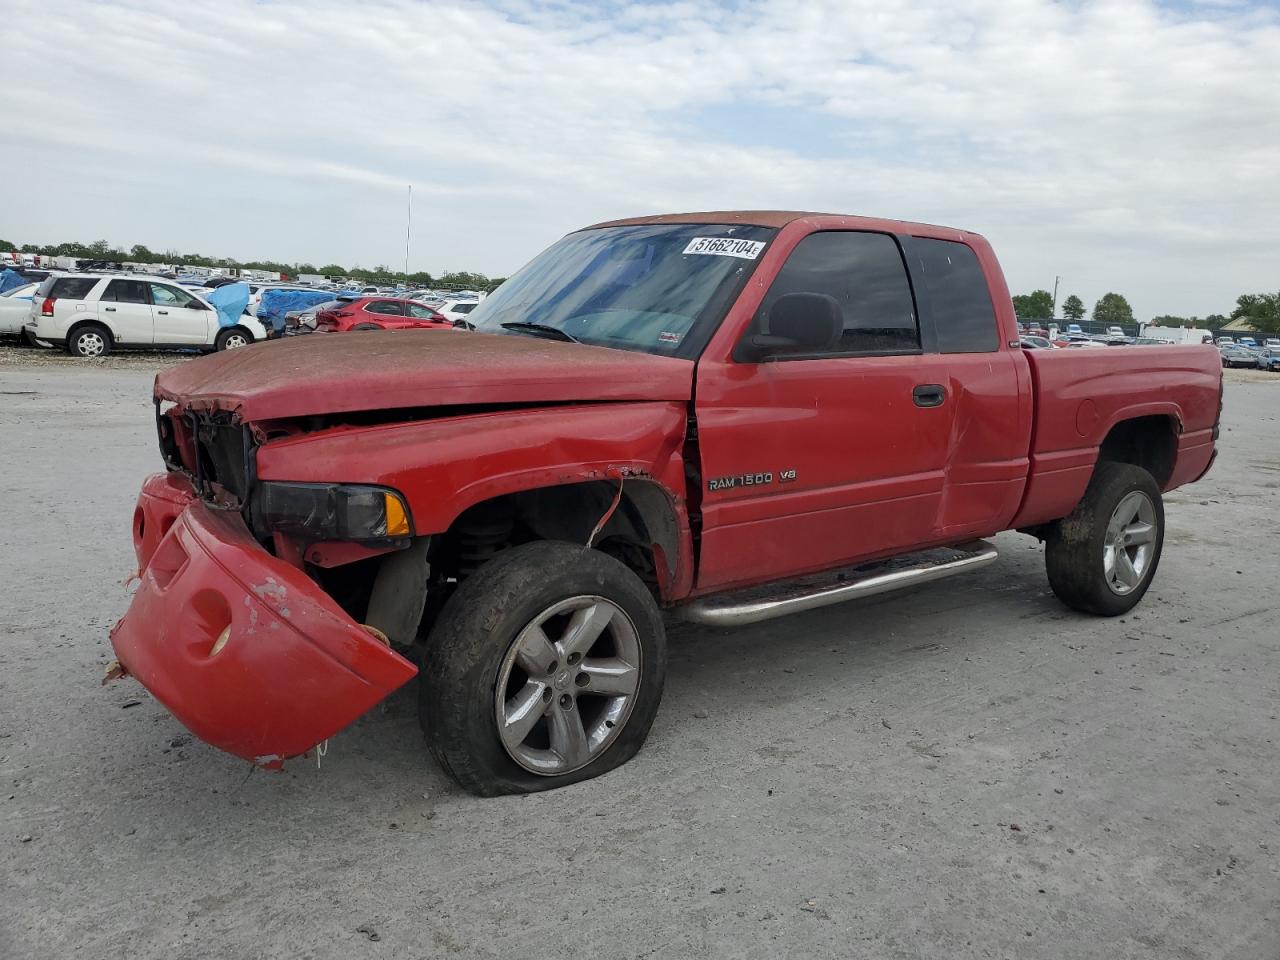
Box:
384;493;410;537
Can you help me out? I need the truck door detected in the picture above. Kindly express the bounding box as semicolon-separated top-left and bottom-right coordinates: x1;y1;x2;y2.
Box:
901;236;1029;540
692;230;956;592
97;278;155;345
150;283;212;345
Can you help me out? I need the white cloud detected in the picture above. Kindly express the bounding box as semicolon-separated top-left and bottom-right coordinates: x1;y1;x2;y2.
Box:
1;0;1277;317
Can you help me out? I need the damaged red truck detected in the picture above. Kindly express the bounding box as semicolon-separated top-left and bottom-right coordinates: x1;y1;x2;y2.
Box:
109;211;1222;795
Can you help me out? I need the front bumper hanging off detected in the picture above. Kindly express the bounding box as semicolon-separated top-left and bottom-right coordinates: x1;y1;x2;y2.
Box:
110;473;418;768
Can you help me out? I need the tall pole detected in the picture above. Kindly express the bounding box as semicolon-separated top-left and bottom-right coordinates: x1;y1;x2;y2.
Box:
1052;275;1061;319
404;184;412;279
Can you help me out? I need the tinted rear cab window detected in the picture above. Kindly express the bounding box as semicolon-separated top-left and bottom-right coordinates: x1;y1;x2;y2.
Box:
911;239;998;353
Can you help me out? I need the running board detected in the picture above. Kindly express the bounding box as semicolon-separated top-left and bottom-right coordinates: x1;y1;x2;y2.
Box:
675;540;999;627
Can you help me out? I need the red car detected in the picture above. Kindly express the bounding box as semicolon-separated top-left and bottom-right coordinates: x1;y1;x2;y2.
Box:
289;296;454;334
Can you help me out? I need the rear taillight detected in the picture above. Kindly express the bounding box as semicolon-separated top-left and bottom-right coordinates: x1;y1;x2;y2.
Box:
41;297;55;317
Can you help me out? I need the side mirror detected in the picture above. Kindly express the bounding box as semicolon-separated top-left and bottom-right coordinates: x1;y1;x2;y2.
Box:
187;300;205;309
738;291;842;361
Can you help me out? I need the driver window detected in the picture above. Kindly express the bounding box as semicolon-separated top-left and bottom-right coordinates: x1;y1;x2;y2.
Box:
150;284;196;307
752;231;919;357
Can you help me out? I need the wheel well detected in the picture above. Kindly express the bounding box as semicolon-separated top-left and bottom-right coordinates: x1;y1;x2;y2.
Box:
433;479;681;599
1097;415;1177;488
218;325;253;342
66;318;111;343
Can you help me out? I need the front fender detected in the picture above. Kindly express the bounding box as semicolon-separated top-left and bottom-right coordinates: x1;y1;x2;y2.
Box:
255;401;692;578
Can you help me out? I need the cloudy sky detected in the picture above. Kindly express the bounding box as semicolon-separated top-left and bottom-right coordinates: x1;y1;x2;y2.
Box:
3;0;1278;317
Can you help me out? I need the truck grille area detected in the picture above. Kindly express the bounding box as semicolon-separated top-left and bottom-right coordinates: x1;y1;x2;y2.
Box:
156;405;253;507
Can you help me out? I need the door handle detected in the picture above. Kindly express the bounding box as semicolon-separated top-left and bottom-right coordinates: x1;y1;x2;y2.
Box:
913;384;946;408
103;306;116;312
157;309;168;315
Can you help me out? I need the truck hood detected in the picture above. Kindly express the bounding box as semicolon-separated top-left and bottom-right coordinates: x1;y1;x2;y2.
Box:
154;330;694;421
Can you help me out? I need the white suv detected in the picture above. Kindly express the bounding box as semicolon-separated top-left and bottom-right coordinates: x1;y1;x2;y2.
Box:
24;274;267;357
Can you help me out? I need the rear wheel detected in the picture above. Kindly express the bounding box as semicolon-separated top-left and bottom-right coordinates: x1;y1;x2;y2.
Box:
215;327;252;350
69;324;111;358
1045;462;1164;616
420;541;666;796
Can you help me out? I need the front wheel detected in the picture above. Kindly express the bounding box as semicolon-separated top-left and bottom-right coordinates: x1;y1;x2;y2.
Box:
420;541;666;796
1045;462;1165;616
215;327;252;350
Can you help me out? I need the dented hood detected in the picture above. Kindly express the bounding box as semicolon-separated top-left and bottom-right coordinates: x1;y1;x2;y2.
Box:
154;329;694;421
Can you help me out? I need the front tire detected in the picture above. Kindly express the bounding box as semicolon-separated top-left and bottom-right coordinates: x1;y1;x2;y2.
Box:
420;541;667;796
215;327;252;351
69;323;111;358
1045;462;1164;616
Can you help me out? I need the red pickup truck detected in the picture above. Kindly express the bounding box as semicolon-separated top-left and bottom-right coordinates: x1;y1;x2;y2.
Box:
109;211;1222;795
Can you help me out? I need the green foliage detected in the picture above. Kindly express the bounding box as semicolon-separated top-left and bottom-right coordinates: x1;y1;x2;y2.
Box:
1205;314;1227;326
0;239;14;252
1012;289;1054;320
1092;292;1134;325
1230;293;1280;330
1061;294;1085;321
1149;315;1190;328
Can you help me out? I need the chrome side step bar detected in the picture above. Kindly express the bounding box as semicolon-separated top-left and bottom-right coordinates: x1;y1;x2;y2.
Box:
675;540;998;627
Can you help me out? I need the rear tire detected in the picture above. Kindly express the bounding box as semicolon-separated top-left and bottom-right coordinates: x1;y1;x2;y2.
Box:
1045;462;1164;616
420;541;666;796
69;323;111;358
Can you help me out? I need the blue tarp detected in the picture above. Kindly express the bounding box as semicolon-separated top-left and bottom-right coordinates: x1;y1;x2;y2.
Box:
0;269;26;295
256;289;338;334
206;282;250;329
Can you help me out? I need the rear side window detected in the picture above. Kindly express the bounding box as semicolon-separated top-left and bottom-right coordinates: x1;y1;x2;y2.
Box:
755;231;919;356
912;239;998;353
366;300;404;316
102;279;149;304
452;301;476;315
44;277;98;300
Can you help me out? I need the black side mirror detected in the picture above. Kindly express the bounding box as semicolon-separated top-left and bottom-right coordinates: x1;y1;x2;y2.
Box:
737;291;842;361
187;300;205;309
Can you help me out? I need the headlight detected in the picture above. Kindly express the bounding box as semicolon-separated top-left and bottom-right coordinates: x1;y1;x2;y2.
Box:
252;482;411;541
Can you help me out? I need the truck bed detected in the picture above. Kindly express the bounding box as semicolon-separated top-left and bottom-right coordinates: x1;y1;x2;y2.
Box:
1013;345;1222;527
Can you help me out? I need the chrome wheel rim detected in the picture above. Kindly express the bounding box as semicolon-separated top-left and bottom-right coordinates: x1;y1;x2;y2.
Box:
1103;490;1157;595
495;595;641;776
223;333;248;349
78;332;105;356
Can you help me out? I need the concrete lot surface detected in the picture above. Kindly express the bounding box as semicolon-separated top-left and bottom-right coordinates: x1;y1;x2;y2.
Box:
2;356;1278;959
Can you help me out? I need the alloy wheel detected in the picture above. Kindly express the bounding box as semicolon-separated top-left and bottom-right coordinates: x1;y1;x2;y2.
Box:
494;595;641;776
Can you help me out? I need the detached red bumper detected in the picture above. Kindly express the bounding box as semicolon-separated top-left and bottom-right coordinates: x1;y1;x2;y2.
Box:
111;482;418;767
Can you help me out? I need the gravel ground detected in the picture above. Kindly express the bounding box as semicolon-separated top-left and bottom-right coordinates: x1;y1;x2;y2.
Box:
2;358;1278;960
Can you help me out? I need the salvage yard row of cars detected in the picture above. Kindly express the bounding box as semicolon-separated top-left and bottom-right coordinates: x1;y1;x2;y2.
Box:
3;272;482;356
101;210;1224;797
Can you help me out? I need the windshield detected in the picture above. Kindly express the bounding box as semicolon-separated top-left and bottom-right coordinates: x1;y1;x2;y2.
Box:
468;223;776;357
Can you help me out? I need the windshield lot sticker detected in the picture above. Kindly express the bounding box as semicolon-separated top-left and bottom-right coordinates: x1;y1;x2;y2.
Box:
658;331;682;344
683;237;766;260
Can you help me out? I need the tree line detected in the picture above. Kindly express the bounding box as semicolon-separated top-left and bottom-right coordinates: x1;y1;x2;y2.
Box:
0;238;505;291
1011;288;1279;330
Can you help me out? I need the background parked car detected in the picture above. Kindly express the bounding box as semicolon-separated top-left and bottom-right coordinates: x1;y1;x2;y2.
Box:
1220;344;1260;368
0;282;39;337
435;296;481;325
1020;335;1053;349
285;296;455;335
23;274;267;357
1254;347;1280;372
